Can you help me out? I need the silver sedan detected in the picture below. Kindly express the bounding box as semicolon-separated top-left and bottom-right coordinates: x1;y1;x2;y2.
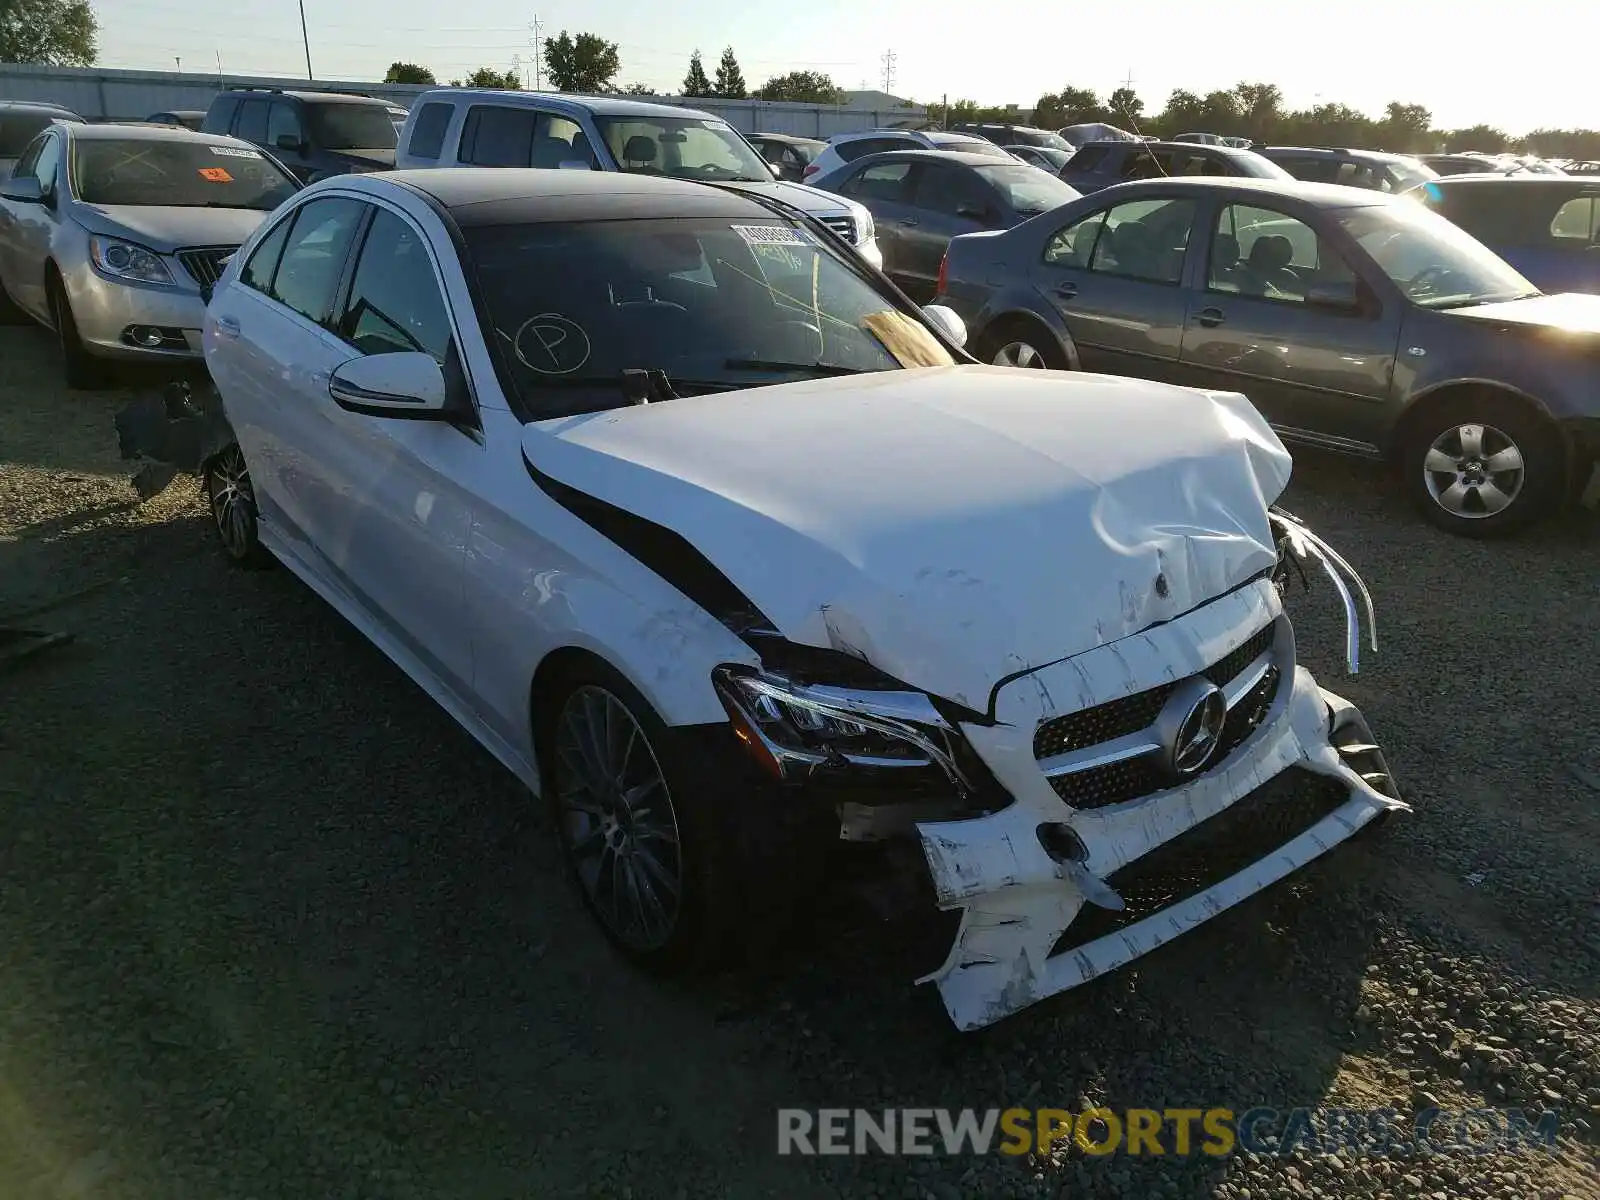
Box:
0;122;299;387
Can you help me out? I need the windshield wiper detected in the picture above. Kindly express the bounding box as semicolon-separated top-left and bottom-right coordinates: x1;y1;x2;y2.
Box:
723;358;869;376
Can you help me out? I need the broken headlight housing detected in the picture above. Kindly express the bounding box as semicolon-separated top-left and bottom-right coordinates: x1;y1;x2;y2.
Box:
712;665;970;789
1269;506;1378;673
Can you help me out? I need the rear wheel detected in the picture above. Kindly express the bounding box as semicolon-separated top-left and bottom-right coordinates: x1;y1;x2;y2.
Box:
978;319;1068;370
48;275;107;389
1400;393;1563;537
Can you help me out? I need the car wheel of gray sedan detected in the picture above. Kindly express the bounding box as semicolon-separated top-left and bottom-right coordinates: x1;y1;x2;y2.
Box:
992;340;1051;368
544;665;733;973
204;445;270;568
1402;397;1562;538
47;276;107;390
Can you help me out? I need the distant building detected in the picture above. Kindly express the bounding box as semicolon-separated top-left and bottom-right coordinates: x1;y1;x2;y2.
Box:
842;89;914;110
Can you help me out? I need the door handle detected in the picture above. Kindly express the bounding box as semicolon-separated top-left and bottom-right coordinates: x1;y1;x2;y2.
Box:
214;314;241;339
897;217;919;227
1052;282;1078;300
1194;307;1225;328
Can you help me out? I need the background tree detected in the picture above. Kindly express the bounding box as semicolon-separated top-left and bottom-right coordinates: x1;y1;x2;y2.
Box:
1379;102;1432;153
713;46;746;99
1053;87;1106;126
454;66;519;89
0;0;97;66
754;70;843;104
384;62;435;85
621;82;655;96
1106;86;1143;124
542;30;620;94
681;50;712;97
1031;92;1065;129
1444;124;1510;152
1231;82;1282;141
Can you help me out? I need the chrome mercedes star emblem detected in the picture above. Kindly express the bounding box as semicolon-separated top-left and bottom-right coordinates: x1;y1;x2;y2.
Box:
1156;678;1228;779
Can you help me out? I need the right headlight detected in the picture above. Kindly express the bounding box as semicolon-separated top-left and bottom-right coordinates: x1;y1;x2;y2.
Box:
89;236;176;287
712;665;967;786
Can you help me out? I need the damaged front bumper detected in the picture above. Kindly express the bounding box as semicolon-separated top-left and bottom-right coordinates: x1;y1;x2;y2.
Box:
908;516;1407;1031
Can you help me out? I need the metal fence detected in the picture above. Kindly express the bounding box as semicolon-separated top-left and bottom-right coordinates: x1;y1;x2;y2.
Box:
0;62;924;138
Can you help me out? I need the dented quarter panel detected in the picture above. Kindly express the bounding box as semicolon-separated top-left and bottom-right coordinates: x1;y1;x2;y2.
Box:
520;366;1292;712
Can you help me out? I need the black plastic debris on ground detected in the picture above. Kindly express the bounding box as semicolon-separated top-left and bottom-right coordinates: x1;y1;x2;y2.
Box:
114;378;234;498
0;627;75;672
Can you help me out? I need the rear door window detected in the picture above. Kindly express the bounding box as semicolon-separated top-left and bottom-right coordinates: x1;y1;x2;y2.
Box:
1087;197;1196;284
234;100;269;145
268;197;367;326
459;105;539;167
406;102;453;160
843;160;915;203
1551;195;1599;243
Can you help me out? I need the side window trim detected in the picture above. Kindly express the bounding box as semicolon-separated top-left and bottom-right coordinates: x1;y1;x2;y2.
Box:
251;193;368;330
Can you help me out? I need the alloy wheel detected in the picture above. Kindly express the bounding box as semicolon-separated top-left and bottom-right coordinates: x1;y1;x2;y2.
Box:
1421;422;1526;519
992;340;1048;368
553;685;683;951
208;446;256;558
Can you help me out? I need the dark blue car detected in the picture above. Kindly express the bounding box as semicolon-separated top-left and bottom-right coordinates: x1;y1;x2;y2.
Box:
1410;175;1600;294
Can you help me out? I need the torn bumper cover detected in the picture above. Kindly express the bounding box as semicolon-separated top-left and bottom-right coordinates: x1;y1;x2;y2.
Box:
912;525;1407;1031
113;377;234;498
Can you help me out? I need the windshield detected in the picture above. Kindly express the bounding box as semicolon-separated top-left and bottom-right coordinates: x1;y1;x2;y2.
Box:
1384;158;1436;192
1026;147;1072;172
1019;130;1072;151
1336;202;1536;308
463;216;955;418
69;139;299;209
304;103;397;151
594;116;770;182
976;163;1079;215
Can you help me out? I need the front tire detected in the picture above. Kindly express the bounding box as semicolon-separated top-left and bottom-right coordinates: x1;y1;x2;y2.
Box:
1401;394;1563;538
543;664;735;973
48;275;107;390
204;445;270;568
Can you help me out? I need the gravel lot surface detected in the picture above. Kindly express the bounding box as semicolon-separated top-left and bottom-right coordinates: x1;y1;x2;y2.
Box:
1;322;1597;1200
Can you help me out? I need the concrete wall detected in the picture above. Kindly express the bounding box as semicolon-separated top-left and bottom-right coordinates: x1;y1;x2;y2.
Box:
0;62;924;137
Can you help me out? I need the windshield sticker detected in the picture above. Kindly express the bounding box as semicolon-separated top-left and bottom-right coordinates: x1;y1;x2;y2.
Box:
198;166;234;183
732;224;814;248
505;314;592;375
208;146;262;159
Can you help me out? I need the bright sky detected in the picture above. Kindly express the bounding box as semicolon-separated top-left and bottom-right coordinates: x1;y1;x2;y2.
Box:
96;0;1598;134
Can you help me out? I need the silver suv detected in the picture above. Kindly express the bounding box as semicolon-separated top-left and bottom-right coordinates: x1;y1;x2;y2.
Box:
396;89;882;268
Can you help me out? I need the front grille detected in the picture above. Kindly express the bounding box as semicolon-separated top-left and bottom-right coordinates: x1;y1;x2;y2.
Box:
819;214;857;243
1034;687;1174;760
178;245;238;289
1203;624;1275;689
1050;768;1351;955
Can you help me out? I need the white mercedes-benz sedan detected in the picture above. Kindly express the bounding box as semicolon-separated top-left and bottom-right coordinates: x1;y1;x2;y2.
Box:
185;168;1406;1030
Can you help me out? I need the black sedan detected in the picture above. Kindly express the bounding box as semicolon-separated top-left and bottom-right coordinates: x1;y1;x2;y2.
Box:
938;176;1600;537
1408;175;1600;295
809;150;1080;301
1060;140;1293;195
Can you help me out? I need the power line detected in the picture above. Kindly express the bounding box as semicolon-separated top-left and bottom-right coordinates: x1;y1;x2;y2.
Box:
881;48;896;94
529;14;544;90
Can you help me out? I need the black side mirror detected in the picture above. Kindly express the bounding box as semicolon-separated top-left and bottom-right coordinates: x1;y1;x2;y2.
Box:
274;133;303;154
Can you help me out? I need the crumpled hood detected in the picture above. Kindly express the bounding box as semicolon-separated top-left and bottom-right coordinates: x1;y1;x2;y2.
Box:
1442;291;1600;334
70;202;271;251
523;366;1291;712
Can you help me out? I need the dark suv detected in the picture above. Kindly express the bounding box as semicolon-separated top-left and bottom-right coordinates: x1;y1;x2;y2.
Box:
1061;141;1292;194
201;88;396;182
951;123;1073;152
1254;146;1435;193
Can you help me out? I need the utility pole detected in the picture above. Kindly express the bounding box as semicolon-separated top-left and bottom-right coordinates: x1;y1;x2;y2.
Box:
297;0;313;80
529;14;545;91
511;52;522;89
174;56;181;72
881;49;896;95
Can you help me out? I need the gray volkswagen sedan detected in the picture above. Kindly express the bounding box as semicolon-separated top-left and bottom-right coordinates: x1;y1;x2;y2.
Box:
0;122;299;386
939;176;1600;538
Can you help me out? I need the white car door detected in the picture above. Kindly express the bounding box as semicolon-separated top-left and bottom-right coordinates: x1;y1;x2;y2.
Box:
309;201;479;703
207;195;367;555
